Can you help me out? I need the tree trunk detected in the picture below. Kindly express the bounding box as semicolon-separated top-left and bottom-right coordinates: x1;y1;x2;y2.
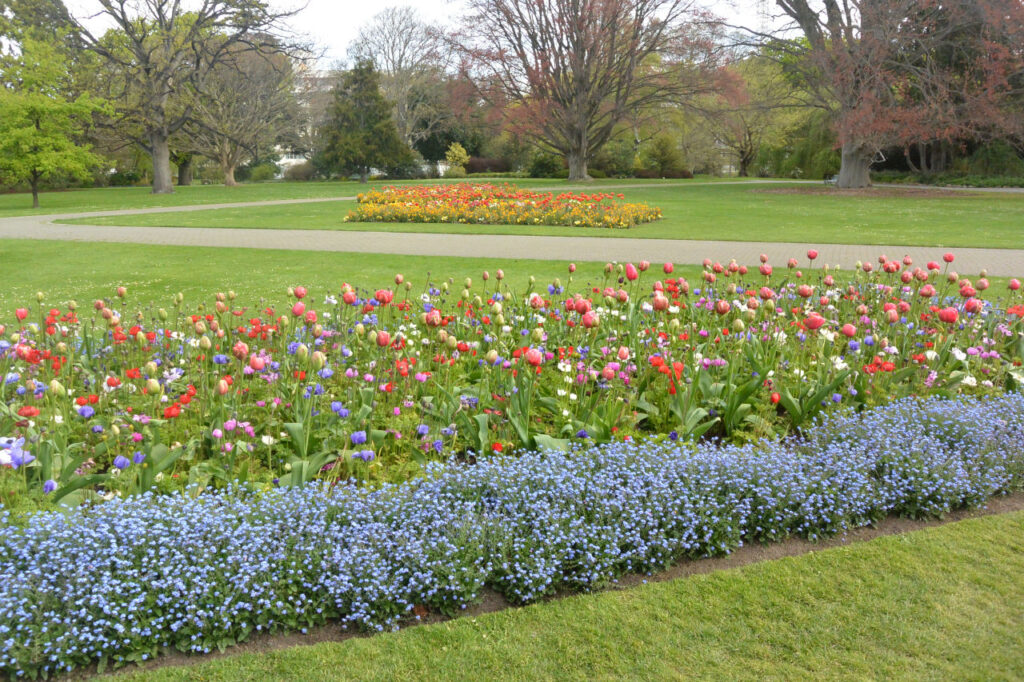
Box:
30;176;40;209
177;157;193;186
359;169;368;183
567;151;590;181
836;141;872;188
150;132;174;194
223;164;238;187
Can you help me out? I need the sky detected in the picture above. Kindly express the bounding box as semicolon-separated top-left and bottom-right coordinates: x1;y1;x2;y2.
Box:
65;0;771;67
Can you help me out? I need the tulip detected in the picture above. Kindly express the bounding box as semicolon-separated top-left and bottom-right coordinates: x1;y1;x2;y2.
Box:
291;302;305;317
759;264;773;277
342;290;357;305
976;278;989;291
919;284;936;298
840;323;857;337
249;355;265;371
804;314;826;330
217;379;230;395
116;286;127;298
885;309;899;324
653;294;669;311
294;286;307;299
14;308;28;322
638;260;650;271
232;341;249;360
943;252;955;263
625;263;639;281
582;311;599;328
1010;279;1021;291
304;310;318;324
807;249;818;260
714;300;731;315
525;348;543;366
376;331;391;348
964;298;982;314
797;285;812;298
617;346;630;361
663;262;674;274
937;307;958;324
394;273;404;285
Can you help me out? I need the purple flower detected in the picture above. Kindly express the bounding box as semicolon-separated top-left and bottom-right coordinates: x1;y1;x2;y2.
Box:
133;451;146;464
42;479;57;494
416;424;429;437
351;431;367;445
78;405;95;418
113;455;131;470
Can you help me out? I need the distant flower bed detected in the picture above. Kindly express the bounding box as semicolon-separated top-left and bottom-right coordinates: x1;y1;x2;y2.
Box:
344;183;663;228
2;393;1023;676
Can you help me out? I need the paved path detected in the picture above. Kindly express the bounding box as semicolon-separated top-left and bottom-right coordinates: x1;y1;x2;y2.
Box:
1;180;1022;277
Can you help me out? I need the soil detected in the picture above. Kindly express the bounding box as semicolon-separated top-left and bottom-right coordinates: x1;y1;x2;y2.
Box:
67;491;1022;679
752;186;973;198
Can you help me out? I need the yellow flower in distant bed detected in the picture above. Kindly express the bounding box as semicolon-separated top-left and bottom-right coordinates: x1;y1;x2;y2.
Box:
347;183;661;229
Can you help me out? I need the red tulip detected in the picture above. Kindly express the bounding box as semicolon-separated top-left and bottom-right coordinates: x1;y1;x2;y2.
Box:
806;249;818;260
937;307;958;323
14;308;28;322
525;348;543;366
714;300;731;315
376;331;391;348
663;262;674;274
943;252;955;263
770;392;781;404
804;314;826;330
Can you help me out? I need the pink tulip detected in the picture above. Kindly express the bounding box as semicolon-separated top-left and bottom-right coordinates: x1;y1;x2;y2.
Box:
15;308;28;321
927;261;940;271
759;264;773;277
617;346;630;361
625;263;639;281
807;249;818;260
249;355;265;371
304;310;318;324
291;302;305;317
797;285;813;298
653;294;669;311
394;273;404;285
525;348;543;366
294;286;307;299
1010;278;1021;291
376;331;391;348
663;262;674;274
638;260;650;272
840;323;857;337
886;309;899;323
714;300;731;315
342;291;357;305
976;278;989;291
232;341;249;360
937;307;958;323
964;298;983;314
569;263;576;273
581;311;599;328
759;287;774;300
919;284;936;298
943;252;955;263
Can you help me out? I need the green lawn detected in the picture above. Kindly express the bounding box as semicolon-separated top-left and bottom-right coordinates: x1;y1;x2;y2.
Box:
61;183;1024;248
0;239;702;311
0;177;748;217
119;509;1024;681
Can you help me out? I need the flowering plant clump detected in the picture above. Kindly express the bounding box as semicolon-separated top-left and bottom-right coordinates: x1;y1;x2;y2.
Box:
0;253;1022;504
1;393;1023;676
345;183;663;228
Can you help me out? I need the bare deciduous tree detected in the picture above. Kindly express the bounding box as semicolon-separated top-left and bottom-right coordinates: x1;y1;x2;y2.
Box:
72;0;303;193
349;7;450;148
455;0;717;181
185;46;297;185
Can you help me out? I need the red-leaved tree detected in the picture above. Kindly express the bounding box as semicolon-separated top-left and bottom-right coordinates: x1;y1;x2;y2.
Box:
769;0;1024;188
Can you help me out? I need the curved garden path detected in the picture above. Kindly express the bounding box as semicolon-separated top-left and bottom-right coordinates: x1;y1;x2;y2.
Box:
2;180;1022;276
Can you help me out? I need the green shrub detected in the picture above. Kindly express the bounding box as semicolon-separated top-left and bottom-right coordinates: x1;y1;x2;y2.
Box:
967;141;1024;177
638;136;686;178
248;163;278;182
528;152;563;178
443;165;467;179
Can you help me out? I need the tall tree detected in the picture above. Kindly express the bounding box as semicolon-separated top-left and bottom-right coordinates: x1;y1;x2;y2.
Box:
318;59;413;183
0;34;105;207
349;7;451;148
767;0;1024;188
456;0;716;180
185;45;297;186
696;56;803;176
71;0;301;194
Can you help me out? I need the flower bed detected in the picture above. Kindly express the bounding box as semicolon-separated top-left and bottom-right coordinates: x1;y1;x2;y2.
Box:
2;393;1023;676
344;183;663;228
1;254;1022;505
